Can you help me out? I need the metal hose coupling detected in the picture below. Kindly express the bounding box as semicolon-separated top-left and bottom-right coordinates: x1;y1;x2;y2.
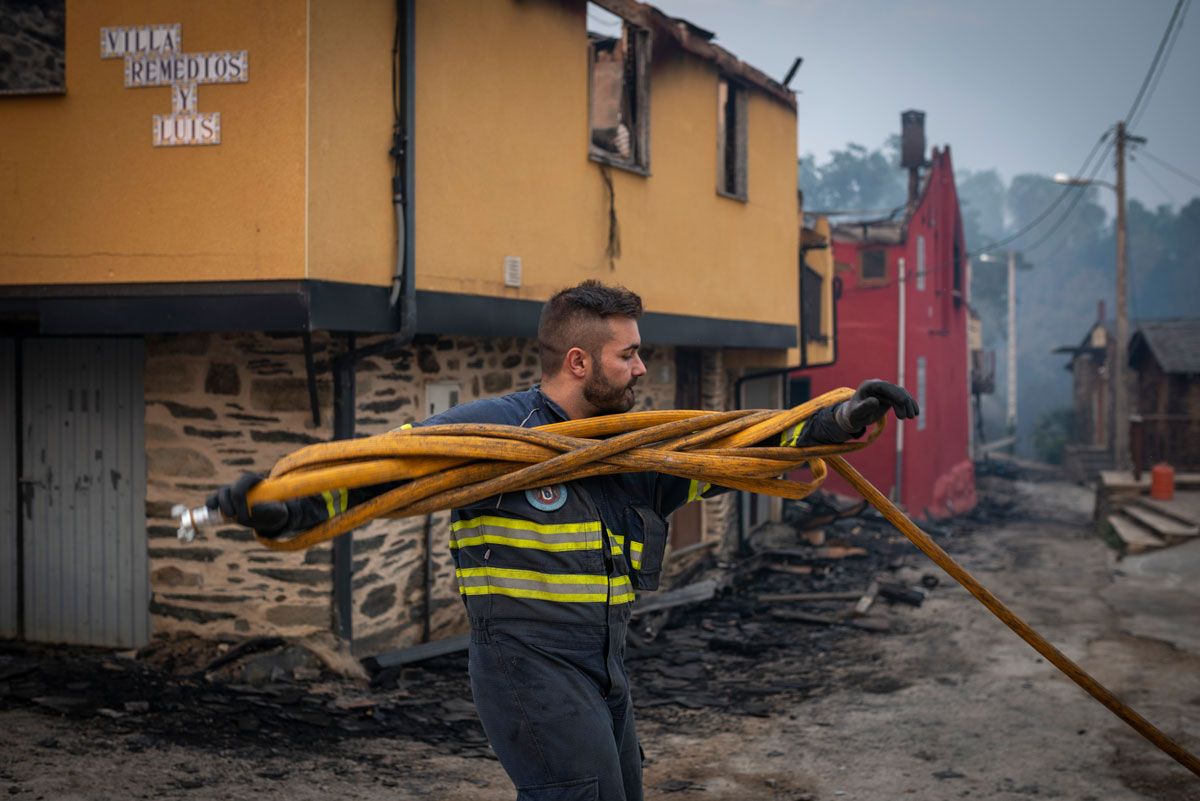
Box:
172;503;226;542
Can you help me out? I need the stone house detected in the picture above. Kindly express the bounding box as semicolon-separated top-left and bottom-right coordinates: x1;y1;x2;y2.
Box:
1;0;816;655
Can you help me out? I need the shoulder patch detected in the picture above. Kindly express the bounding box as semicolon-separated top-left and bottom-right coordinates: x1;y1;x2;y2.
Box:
525;484;568;512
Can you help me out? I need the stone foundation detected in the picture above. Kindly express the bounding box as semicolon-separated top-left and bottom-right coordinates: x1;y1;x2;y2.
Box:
143;330;714;655
144;332;337;640
344;335;678;656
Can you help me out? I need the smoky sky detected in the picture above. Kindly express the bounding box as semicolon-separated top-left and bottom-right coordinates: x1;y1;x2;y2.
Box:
649;0;1199;210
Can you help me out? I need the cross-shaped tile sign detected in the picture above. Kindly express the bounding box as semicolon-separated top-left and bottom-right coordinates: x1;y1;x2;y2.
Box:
100;24;249;146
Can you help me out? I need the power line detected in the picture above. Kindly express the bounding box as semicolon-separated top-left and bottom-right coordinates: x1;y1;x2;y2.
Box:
1132;154;1181;206
971;0;1188;256
1024;142;1114;255
1138;148;1200;188
970;130;1110;256
1127;0;1189;128
1129;0;1191;131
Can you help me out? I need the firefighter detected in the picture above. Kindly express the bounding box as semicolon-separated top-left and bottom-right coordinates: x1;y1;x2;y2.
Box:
210;280;918;800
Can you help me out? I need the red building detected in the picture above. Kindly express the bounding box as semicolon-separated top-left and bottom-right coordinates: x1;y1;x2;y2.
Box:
795;134;976;518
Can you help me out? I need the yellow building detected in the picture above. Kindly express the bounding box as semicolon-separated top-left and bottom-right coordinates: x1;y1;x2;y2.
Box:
0;0;815;654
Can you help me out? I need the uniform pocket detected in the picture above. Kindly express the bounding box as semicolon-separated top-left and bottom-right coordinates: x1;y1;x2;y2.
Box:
517;777;599;801
624;504;668;591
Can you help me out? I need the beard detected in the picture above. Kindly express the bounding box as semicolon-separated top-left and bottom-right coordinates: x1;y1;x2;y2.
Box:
583;363;638;414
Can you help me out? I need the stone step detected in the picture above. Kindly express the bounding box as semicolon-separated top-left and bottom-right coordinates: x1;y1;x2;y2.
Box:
1135;494;1200;528
1106;514;1166;555
1125;503;1200;539
1100;471;1200;492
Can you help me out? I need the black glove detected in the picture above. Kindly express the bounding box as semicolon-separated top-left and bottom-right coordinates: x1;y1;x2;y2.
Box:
835;379;920;434
207;473;290;538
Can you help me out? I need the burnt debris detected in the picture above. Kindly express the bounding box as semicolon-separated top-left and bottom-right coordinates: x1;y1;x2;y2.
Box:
0;482;1015;757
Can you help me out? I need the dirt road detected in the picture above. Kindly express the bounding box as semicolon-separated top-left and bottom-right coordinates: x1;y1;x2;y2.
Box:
2;475;1197;799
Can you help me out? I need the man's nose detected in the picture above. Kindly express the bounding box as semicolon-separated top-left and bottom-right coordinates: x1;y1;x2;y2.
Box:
632;355;647;377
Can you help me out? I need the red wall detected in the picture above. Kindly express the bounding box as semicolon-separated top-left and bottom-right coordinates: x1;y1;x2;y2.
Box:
797;148;976;518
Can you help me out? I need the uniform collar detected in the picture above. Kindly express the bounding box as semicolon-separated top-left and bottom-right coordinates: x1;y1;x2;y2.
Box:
533;385;570;423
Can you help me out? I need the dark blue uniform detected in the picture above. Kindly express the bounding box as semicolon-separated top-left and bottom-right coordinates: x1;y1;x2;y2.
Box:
292;387;847;800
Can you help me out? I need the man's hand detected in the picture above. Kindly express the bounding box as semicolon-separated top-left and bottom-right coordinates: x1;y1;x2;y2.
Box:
206;473;290;537
835;379;920;434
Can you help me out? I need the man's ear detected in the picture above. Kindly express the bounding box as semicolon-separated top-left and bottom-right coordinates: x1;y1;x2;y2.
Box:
565;347;589;379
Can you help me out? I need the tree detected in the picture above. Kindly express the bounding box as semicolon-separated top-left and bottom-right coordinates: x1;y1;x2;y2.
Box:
799;137;906;214
798;141;1199;457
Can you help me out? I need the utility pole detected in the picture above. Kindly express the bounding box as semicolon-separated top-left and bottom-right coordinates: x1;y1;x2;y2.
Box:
1111;121;1146;471
1113;121;1129;471
1055;123;1145;471
1007;249;1017;452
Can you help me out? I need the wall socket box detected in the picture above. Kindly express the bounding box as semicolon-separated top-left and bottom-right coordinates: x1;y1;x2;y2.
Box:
504;256;522;288
425;381;461;418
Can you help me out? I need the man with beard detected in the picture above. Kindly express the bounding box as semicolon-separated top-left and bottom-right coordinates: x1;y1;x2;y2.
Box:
210;280;918;801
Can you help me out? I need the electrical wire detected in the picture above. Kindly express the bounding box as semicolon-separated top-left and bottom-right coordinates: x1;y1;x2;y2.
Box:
1129;0;1191;131
1127;0;1190;130
1138;148;1200;188
972;0;1189;256
1023;142;1114;255
970;130;1110;256
1132;154;1181;206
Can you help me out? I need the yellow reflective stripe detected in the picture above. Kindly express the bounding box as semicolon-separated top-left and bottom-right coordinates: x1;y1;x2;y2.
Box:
460;585;610;603
450;534;599;552
451;516;599;535
686;479;712;503
456;566;611;603
609;532;645;568
780;421;806;447
453;569;635;605
457;566;603;584
609;575;634;605
321;488;350;519
449;516;602;552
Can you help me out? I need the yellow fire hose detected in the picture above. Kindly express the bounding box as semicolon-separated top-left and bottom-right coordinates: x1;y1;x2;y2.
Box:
198;387;1198;777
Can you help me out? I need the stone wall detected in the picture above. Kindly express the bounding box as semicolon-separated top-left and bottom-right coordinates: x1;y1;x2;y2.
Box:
344;335;677;656
143;329;731;653
144;332;337;640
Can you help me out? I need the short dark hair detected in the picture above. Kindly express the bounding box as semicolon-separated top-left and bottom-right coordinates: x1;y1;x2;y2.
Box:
538;280;643;377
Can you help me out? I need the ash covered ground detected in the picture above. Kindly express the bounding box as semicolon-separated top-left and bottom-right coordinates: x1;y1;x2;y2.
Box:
2;468;1197;800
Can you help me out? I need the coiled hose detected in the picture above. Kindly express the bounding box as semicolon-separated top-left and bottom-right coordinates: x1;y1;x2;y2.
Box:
226;387;1198;778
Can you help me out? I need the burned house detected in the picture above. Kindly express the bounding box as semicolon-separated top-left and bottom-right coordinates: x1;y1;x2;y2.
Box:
1;0;813;655
1128;319;1200;473
1054;302;1117;480
789;114;977;520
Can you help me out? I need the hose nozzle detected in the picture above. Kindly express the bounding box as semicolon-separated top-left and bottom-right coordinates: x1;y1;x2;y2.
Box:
172;504;226;542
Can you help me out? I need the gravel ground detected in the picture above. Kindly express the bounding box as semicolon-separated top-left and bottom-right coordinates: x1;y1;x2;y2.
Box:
1;473;1197;800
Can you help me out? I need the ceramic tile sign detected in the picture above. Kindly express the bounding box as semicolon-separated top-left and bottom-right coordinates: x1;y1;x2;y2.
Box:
100;24;248;147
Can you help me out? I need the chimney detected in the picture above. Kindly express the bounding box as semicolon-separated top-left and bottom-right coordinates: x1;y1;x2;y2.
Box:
901;110;926;209
1097;300;1106;324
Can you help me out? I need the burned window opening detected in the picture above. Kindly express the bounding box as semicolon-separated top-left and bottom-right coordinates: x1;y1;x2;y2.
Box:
801;263;826;347
860;249;887;284
587;3;649;172
0;0;66;95
717;77;747;199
